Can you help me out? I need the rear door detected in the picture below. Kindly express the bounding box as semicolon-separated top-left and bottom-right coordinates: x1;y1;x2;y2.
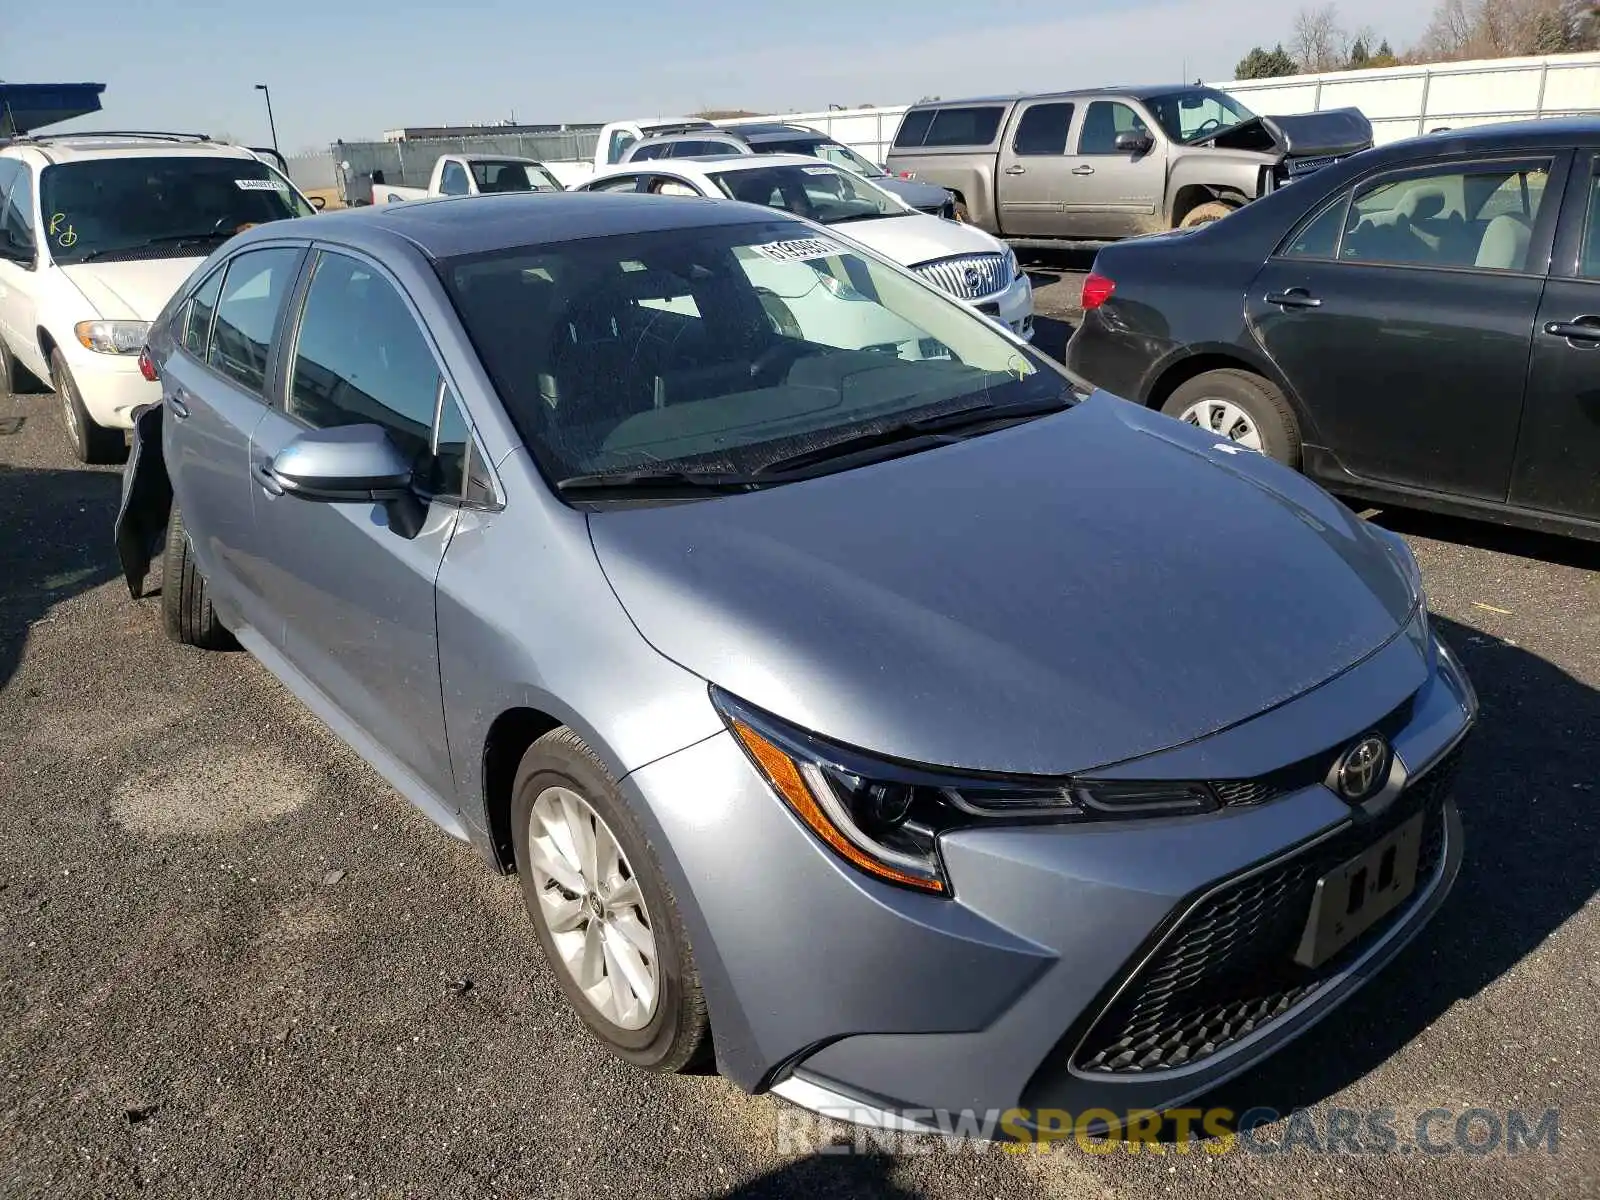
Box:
1249;153;1565;501
248;246;479;798
161;244;305;634
1512;149;1600;523
1059;100;1166;237
996;101;1076;236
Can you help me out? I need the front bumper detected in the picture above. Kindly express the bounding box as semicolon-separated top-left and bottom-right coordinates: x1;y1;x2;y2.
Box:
59;342;159;429
626;625;1475;1132
963;272;1034;341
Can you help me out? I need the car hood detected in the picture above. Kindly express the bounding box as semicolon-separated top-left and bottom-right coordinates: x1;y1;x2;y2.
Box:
836;212;1005;270
1204;108;1374;159
588;393;1420;776
874;176;952;210
59;259;204;322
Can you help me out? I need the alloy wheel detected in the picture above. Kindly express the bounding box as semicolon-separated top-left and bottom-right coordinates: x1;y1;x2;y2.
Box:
526;786;659;1030
1179;397;1263;452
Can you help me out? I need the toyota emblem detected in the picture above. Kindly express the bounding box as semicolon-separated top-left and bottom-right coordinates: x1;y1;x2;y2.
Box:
963;266;983;293
1335;734;1391;803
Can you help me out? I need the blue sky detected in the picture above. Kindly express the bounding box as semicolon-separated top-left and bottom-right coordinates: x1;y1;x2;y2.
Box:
9;0;1432;151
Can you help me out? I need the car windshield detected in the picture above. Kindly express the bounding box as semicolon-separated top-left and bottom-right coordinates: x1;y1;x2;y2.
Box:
762;138;887;178
38;156;313;265
442;218;1070;490
709;164;904;225
1143;89;1257;143
470;160;562;193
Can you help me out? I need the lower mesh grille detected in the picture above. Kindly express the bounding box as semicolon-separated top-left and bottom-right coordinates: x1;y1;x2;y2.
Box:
1072;745;1462;1075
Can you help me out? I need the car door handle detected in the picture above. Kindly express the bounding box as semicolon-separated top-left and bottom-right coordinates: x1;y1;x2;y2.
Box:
251;460;284;497
1544;318;1600;343
167;391;190;419
1003;165;1026;176
1071;165;1096;176
1265;290;1323;310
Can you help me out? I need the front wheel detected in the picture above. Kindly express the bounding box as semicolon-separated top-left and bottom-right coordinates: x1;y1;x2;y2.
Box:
1161;369;1302;467
161;502;236;650
512;729;710;1073
51;349;127;465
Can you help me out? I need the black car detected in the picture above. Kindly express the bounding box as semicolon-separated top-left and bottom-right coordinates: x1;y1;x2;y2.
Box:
1066;117;1600;542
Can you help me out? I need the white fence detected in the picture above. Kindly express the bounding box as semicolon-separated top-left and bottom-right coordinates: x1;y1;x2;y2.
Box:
732;51;1600;162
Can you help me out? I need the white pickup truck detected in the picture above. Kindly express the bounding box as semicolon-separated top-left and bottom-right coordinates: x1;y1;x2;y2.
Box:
370;154;569;204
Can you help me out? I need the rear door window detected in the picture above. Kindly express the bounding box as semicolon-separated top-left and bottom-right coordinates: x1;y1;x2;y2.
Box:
1341;161;1553;272
923;107;1004;147
671;140;733;157
181;266;225;359
1012;103;1076;156
893;109;935;148
206;246;303;394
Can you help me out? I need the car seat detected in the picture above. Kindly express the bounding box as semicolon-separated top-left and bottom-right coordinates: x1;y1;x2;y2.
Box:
1475;214;1533;271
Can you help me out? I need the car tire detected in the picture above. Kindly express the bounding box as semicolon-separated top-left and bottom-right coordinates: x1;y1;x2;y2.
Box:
1161;369;1302;466
161;502;236;650
1178;201;1237;229
511;728;710;1073
50;348;127;465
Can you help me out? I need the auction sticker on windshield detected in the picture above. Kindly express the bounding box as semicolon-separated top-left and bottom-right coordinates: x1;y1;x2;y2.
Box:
749;237;846;264
235;178;289;192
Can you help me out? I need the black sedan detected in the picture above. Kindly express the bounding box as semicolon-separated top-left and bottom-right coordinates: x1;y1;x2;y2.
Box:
1066;117;1600;542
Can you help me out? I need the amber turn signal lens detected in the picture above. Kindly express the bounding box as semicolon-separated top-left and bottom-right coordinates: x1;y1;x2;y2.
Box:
729;719;947;894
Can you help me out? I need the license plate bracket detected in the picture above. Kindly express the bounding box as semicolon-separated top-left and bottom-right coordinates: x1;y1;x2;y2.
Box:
1295;812;1424;969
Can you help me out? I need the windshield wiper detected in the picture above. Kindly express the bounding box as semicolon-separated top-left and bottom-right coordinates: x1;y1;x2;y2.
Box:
753;395;1074;476
556;467;771;495
825;211;906;223
78;231;232;261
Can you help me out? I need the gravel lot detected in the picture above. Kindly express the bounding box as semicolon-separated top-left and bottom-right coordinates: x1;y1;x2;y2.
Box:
2;294;1597;1199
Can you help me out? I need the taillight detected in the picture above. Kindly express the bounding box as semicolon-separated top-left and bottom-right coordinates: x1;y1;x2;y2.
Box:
137;347;158;382
1082;273;1116;310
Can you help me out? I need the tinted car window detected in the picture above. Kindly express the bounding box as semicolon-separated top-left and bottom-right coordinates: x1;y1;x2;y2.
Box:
439;162;471;196
1012;103;1075;156
1079;102;1151;155
1281;194;1349;260
207;247;301;394
1581;172;1600;279
589;176;644;193
923;107;1004;147
630;143;673;161
1342;162;1552;272
893;109;935;148
181;266;225;358
672;140;734;157
607;130;637;165
287;251;442;466
0;164;35;255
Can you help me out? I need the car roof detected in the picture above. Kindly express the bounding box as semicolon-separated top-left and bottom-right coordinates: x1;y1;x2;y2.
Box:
259;191;801;260
1375;115;1600;155
902;84;1224;109
0;133;263;165
596;153;842;181
639;124;818;144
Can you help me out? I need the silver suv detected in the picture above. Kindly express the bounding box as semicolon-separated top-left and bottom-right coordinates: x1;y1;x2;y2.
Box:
885;86;1372;240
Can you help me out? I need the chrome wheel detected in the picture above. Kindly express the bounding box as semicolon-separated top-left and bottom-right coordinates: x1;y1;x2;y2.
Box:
1179;397;1263;452
527;786;659;1030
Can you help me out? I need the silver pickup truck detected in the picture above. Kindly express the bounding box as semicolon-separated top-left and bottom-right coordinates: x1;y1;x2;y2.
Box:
884;85;1373;242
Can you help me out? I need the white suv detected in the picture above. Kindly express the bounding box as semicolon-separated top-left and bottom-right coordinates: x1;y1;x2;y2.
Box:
0;133;318;462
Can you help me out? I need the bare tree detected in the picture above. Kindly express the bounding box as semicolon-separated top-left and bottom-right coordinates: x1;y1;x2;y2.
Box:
1293;4;1349;71
1419;0;1593;59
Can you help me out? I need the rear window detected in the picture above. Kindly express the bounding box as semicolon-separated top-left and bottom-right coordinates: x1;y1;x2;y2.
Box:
896;106;1005;149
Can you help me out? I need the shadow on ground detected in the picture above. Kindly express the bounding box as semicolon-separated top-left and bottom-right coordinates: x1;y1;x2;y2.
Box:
1372;506;1600;572
1030;315;1075;363
1188;610;1600;1127
715;1152;916;1198
0;463;124;690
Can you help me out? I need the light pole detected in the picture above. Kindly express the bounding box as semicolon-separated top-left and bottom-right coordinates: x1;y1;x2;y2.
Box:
254;83;279;153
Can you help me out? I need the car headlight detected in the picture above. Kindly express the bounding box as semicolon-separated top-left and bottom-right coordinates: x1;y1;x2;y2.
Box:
74;320;152;355
715;688;1216;896
1004;246;1020;283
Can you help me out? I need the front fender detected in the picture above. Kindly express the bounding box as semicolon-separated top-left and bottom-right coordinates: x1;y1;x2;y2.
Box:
113;402;172;599
1166;151;1274;212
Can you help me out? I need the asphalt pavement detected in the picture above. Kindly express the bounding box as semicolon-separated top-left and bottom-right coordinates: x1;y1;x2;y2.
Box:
2;286;1596;1198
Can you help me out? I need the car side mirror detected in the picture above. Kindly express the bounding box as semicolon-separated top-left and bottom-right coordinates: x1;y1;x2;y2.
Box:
1115;131;1154;155
309;194;327;211
266;424;426;538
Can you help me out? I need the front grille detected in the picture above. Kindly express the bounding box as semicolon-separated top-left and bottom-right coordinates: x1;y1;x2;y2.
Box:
914;253;1010;300
1071;743;1463;1075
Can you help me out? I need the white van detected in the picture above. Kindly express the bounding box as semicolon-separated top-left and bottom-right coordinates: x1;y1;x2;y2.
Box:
0;132;317;462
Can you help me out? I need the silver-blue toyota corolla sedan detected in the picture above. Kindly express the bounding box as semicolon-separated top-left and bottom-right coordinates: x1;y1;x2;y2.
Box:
116;191;1476;1136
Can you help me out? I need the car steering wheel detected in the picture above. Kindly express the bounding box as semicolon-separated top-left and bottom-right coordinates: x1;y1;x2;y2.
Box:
1193;117;1223;136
